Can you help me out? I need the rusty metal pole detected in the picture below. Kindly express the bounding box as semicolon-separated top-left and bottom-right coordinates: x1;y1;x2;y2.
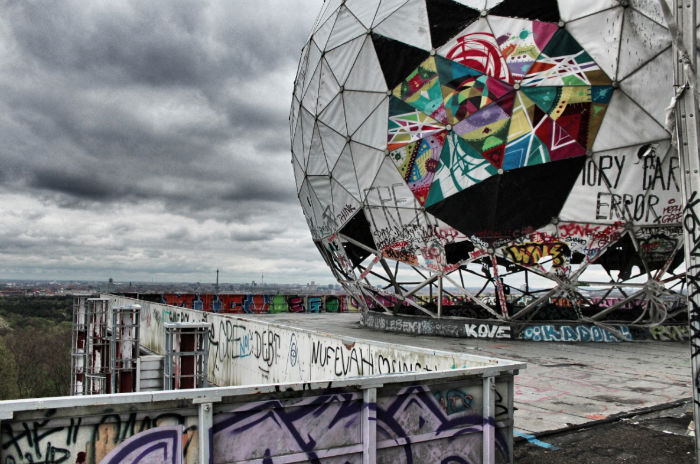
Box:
671;0;700;460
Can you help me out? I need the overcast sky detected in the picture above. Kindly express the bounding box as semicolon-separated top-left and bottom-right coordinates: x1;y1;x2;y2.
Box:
0;0;334;284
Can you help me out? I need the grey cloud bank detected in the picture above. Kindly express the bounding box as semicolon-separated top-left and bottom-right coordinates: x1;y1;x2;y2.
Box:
0;0;332;284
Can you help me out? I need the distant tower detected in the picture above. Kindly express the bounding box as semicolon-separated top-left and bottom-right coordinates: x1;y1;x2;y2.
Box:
215;269;219;294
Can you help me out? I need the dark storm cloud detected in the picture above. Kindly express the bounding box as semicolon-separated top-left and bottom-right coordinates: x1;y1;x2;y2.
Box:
29;169;124;201
0;0;316;211
0;0;335;284
8;0;208;86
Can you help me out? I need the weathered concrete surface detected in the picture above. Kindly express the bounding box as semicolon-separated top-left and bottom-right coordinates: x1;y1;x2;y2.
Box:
514;402;695;463
246;313;693;435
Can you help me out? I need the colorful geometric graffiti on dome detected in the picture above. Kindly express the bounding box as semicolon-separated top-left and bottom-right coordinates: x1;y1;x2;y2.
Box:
388;17;614;208
389;132;447;204
388;99;446;150
445;30;513;82
489;16;559;81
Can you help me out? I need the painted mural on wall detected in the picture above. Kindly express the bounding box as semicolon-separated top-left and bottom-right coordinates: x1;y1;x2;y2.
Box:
0;379;513;464
115;296;503;389
363;311;689;343
212;383;511;463
101;425;183;464
151;293;363;314
1;411;197;464
130;292;666;322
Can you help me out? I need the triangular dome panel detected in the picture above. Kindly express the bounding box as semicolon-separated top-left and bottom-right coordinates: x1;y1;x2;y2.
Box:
330;179;363;230
565;8;623;82
312;11;338;52
344;90;387;135
453;93;516;169
522;85;613;150
302;42;323;97
351;142;387;199
373;0;432;51
325;35;366;86
300;106;316;167
392;56;447;123
629;0;670;26
326;6;368;50
388;96;446;150
318;121;347;169
308;176;335;234
487;0;561;22
617;8;672;80
307;123;330;176
426;131;498;207
426;0;481;49
292;154;305;193
353;97;389;149
365;155;421;209
345;36;388;92
317;59;341;114
345;0;382;28
592;89;669;151
318;93;348;136
620;48;674;127
522;28;612;86
332;143;362;199
558;0;617;22
371;33;431;90
293;44;310;101
373;0;412;27
388;131;448;204
316;0;344;30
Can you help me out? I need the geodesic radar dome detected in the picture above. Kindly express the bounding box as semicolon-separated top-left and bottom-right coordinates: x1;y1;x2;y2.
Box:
290;0;683;311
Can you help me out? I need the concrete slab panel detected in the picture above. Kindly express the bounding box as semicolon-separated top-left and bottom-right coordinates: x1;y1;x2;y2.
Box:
249;313;694;434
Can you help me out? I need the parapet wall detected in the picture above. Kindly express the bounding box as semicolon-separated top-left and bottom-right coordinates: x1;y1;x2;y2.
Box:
108;295;517;387
0;295;525;464
0;370;521;464
363;311;691;342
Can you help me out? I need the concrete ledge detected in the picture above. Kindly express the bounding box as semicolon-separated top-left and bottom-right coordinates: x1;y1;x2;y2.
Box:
362;311;690;342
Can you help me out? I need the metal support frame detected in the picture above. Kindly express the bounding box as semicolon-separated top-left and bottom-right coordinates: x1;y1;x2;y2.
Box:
668;0;700;461
197;402;213;464
70;295;89;396
109;304;141;394
164;322;210;390
71;297;111;395
325;230;687;328
362;387;377;463
482;376;496;464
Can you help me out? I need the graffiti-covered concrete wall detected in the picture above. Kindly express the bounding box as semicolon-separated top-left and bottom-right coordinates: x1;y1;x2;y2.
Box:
0;371;519;464
2;295;524;464
140;292;365;314
363;311;691;342
108;295;515;387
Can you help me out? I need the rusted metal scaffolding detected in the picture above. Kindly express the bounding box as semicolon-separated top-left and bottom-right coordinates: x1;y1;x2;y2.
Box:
163;322;210;390
109;304;141;393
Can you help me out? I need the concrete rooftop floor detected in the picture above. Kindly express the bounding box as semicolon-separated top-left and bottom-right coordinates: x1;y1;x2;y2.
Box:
246;312;692;435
